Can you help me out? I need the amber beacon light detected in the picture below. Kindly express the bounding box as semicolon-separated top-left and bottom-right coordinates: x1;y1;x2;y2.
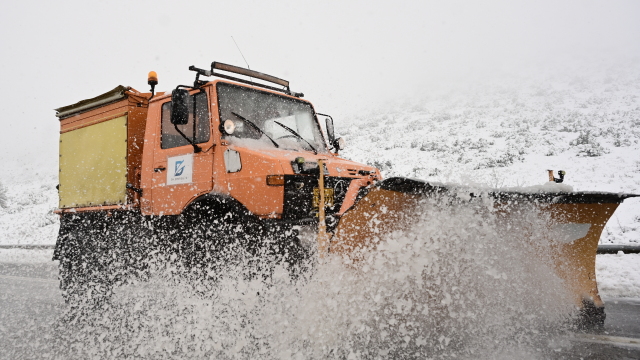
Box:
148;71;158;99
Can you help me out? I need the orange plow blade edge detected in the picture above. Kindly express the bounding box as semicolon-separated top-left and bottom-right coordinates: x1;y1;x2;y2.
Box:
330;177;639;328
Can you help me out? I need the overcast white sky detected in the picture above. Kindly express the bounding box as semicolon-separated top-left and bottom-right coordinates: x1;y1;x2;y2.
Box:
1;0;639;179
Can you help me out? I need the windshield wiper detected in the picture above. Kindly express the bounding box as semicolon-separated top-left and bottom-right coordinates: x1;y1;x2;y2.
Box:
231;112;280;148
273;121;318;154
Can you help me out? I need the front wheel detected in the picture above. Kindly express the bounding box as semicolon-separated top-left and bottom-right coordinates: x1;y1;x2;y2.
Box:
177;200;313;285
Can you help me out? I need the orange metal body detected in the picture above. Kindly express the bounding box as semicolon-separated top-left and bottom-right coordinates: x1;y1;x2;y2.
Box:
331;186;622;307
139;80;379;217
58;88;150;207
60;80;380;219
543;202;619;307
139;87;215;215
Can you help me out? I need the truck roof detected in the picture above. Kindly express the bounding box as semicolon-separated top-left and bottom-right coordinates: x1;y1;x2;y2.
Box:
55;85;133;119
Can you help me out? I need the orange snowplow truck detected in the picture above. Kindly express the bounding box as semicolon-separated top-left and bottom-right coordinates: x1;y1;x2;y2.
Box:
53;61;638;328
54;62;378;220
53;62;380;300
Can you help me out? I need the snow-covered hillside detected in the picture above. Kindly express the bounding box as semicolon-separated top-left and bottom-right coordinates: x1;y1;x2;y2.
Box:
0;175;58;245
0;66;639;246
340;66;640;245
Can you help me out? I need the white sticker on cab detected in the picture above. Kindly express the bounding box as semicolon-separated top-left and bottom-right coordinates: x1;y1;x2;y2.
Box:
167;154;193;185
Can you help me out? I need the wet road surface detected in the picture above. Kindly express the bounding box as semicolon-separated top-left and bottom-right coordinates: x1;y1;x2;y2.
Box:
1;262;639;359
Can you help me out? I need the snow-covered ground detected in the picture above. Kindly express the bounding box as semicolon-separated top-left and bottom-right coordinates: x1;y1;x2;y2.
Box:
0;174;58;246
597;253;640;299
0;248;56;264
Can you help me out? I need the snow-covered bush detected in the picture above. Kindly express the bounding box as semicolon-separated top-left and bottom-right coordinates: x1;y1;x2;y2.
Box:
612;132;631;147
477;149;524;169
570;131;609;157
370;160;393;173
420;141;449;153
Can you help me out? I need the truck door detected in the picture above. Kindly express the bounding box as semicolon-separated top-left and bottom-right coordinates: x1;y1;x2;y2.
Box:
151;90;214;215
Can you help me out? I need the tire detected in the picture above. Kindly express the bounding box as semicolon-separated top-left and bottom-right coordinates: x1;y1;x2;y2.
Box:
177;198;312;285
576;299;606;331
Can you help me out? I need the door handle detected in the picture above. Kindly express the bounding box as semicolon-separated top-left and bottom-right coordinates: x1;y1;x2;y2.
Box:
154;167;166;172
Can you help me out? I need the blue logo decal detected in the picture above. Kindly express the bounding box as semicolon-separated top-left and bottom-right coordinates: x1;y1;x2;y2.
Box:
174;160;185;176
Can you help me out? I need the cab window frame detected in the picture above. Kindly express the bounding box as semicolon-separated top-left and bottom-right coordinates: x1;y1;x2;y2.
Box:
160;91;211;149
215;82;329;153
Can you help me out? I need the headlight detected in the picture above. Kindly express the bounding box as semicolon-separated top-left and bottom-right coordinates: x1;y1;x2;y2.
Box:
223;119;236;134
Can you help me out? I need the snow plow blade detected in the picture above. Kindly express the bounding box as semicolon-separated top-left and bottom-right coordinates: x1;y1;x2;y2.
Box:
330;177;639;327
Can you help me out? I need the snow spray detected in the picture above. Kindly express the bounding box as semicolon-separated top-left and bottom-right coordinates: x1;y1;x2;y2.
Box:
49;197;576;359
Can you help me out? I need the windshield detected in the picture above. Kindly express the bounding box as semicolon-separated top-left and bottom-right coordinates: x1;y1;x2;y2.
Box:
217;82;327;153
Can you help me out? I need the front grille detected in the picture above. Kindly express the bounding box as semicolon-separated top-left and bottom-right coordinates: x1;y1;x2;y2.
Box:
282;175;352;221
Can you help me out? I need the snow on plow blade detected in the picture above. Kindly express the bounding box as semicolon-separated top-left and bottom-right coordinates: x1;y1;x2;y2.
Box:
330;177;638;326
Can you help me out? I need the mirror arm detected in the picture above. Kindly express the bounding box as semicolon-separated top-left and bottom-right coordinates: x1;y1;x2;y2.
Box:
317;112;336;151
173;124;202;153
192;91;197;145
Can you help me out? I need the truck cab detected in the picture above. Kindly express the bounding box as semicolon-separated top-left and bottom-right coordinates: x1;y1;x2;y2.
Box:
138;63;381;229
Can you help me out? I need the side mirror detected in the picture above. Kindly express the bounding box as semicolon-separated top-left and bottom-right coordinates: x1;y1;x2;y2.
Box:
333;137;345;151
325;116;335;145
171;89;190;125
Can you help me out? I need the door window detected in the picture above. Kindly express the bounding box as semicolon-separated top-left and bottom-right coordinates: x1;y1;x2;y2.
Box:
161;92;210;149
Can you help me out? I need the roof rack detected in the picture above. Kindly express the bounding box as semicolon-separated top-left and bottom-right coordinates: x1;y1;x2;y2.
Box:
188;61;303;97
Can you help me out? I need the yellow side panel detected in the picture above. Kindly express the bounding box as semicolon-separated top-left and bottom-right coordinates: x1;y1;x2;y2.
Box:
59;116;128;208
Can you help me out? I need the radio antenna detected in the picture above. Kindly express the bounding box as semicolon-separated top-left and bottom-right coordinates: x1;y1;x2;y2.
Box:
231;36;254;82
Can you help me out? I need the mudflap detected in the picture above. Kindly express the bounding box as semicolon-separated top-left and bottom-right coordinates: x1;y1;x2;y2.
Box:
330;177;637;329
55;210;153;306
